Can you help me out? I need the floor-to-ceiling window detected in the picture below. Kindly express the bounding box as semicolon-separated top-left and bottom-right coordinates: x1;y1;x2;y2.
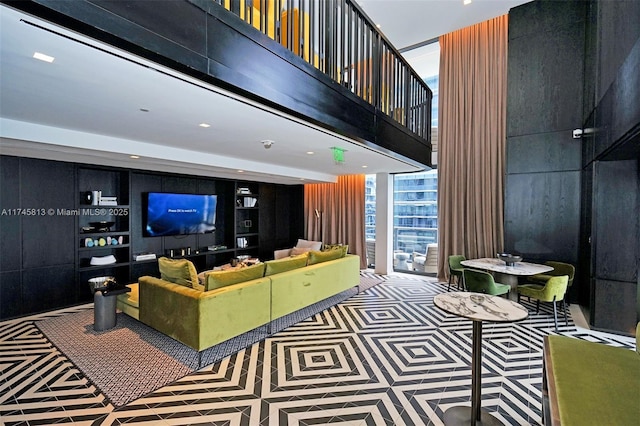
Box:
365;41;439;272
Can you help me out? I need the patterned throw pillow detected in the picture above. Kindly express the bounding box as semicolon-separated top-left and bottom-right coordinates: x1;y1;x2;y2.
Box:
322;244;348;257
158;257;201;290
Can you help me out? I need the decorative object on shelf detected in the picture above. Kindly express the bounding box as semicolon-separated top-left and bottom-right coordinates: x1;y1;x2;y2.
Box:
237;237;248;248
89;221;115;232
88;276;116;293
237;187;251;194
98;195;118;206
207;245;227;251
90;254;117;265
89;190;102;206
134;253;157;261
243;219;252;228
497;253;523;266
243;197;257;207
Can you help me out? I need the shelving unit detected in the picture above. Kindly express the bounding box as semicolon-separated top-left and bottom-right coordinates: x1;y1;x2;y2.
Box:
235;182;260;259
76;167;131;302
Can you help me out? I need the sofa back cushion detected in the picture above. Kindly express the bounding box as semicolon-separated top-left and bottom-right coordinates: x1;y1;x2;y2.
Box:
158;257;202;290
264;253;308;276
205;263;266;291
308;249;344;265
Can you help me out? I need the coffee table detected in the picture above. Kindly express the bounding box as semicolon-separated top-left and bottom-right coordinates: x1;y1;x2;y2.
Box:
434;292;528;425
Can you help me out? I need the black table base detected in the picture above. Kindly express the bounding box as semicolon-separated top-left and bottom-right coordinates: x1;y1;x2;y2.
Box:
443;406;503;426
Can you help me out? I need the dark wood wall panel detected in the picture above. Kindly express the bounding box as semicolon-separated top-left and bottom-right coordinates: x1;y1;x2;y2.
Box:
20;159;75;269
131;173;163;257
506;131;581;174
593;160;638;283
505;1;586;294
22;265;75;314
0;156;20;272
507;2;586;137
504;171;581;264
592;278;638;334
0;271;21;319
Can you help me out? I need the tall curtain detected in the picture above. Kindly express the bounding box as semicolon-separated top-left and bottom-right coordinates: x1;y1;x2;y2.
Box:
437;15;508;280
304;175;367;269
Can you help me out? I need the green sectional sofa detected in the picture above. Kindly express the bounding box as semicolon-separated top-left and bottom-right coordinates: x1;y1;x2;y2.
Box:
117;253;360;353
542;325;640;425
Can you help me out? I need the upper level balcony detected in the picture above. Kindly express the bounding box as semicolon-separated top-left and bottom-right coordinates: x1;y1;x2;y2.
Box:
1;0;432;179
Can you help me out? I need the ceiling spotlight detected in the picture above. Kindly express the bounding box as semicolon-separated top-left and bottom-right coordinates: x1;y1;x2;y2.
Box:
262;140;275;149
199;123;211;128
33;52;54;63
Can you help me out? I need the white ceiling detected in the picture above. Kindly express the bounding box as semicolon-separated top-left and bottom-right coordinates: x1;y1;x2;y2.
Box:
0;1;528;185
357;0;529;50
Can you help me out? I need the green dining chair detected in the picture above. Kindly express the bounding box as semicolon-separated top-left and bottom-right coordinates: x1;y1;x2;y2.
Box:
517;275;569;332
448;255;466;291
527;261;575;304
463;269;511;297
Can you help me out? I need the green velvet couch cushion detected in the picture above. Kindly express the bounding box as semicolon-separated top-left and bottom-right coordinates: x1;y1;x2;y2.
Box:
546;335;640;425
308;248;344;265
264;253;308;276
158;257;202;290
205;263;266;291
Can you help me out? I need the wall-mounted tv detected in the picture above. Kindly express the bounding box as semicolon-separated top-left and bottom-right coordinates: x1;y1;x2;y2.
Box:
144;192;217;237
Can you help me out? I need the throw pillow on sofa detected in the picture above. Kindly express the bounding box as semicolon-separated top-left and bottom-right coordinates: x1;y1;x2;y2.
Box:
205;262;266;291
264;253;308;276
308;249;344;265
158;257;203;290
323;244;348;257
296;239;322;250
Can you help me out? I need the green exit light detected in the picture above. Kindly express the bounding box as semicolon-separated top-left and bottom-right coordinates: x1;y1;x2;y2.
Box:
331;147;346;163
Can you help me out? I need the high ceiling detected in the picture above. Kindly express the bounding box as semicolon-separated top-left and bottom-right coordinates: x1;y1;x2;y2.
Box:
0;1;528;184
357;0;530;50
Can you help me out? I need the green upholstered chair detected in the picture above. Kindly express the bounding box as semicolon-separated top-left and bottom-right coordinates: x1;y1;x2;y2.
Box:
528;261;575;288
463;268;510;297
448;255;466;291
518;275;569;332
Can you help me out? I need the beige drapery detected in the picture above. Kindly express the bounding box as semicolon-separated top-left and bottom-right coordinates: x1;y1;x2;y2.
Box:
437;15;508;280
304;175;367;269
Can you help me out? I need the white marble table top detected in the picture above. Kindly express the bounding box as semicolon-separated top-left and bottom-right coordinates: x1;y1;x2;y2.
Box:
434;292;528;323
460;257;553;276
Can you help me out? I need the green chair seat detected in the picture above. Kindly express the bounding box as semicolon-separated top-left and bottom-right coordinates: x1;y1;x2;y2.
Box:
463;268;510;297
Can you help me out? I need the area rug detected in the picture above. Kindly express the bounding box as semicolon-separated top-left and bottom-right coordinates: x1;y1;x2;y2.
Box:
35;275;383;408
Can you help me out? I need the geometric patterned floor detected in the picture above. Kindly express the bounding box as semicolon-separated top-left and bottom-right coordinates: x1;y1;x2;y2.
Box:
1;272;636;425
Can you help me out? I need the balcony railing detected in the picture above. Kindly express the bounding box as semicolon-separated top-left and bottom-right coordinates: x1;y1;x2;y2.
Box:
216;0;432;139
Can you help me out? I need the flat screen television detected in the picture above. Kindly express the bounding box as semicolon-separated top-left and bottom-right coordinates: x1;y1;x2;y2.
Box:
144;192;217;237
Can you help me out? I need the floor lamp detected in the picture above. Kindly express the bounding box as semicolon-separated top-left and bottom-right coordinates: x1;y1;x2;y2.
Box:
314;208;323;242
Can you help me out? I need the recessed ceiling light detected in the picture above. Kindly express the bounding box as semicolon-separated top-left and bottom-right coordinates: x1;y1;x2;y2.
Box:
199;123;211;128
33;52;54;63
362;165;368;168
139;108;149;112
463;0;472;5
130;155;140;159
306;151;315;155
237;170;244;173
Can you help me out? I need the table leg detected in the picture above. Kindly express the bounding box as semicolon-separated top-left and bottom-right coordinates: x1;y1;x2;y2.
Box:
494;272;519;301
442;320;503;425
